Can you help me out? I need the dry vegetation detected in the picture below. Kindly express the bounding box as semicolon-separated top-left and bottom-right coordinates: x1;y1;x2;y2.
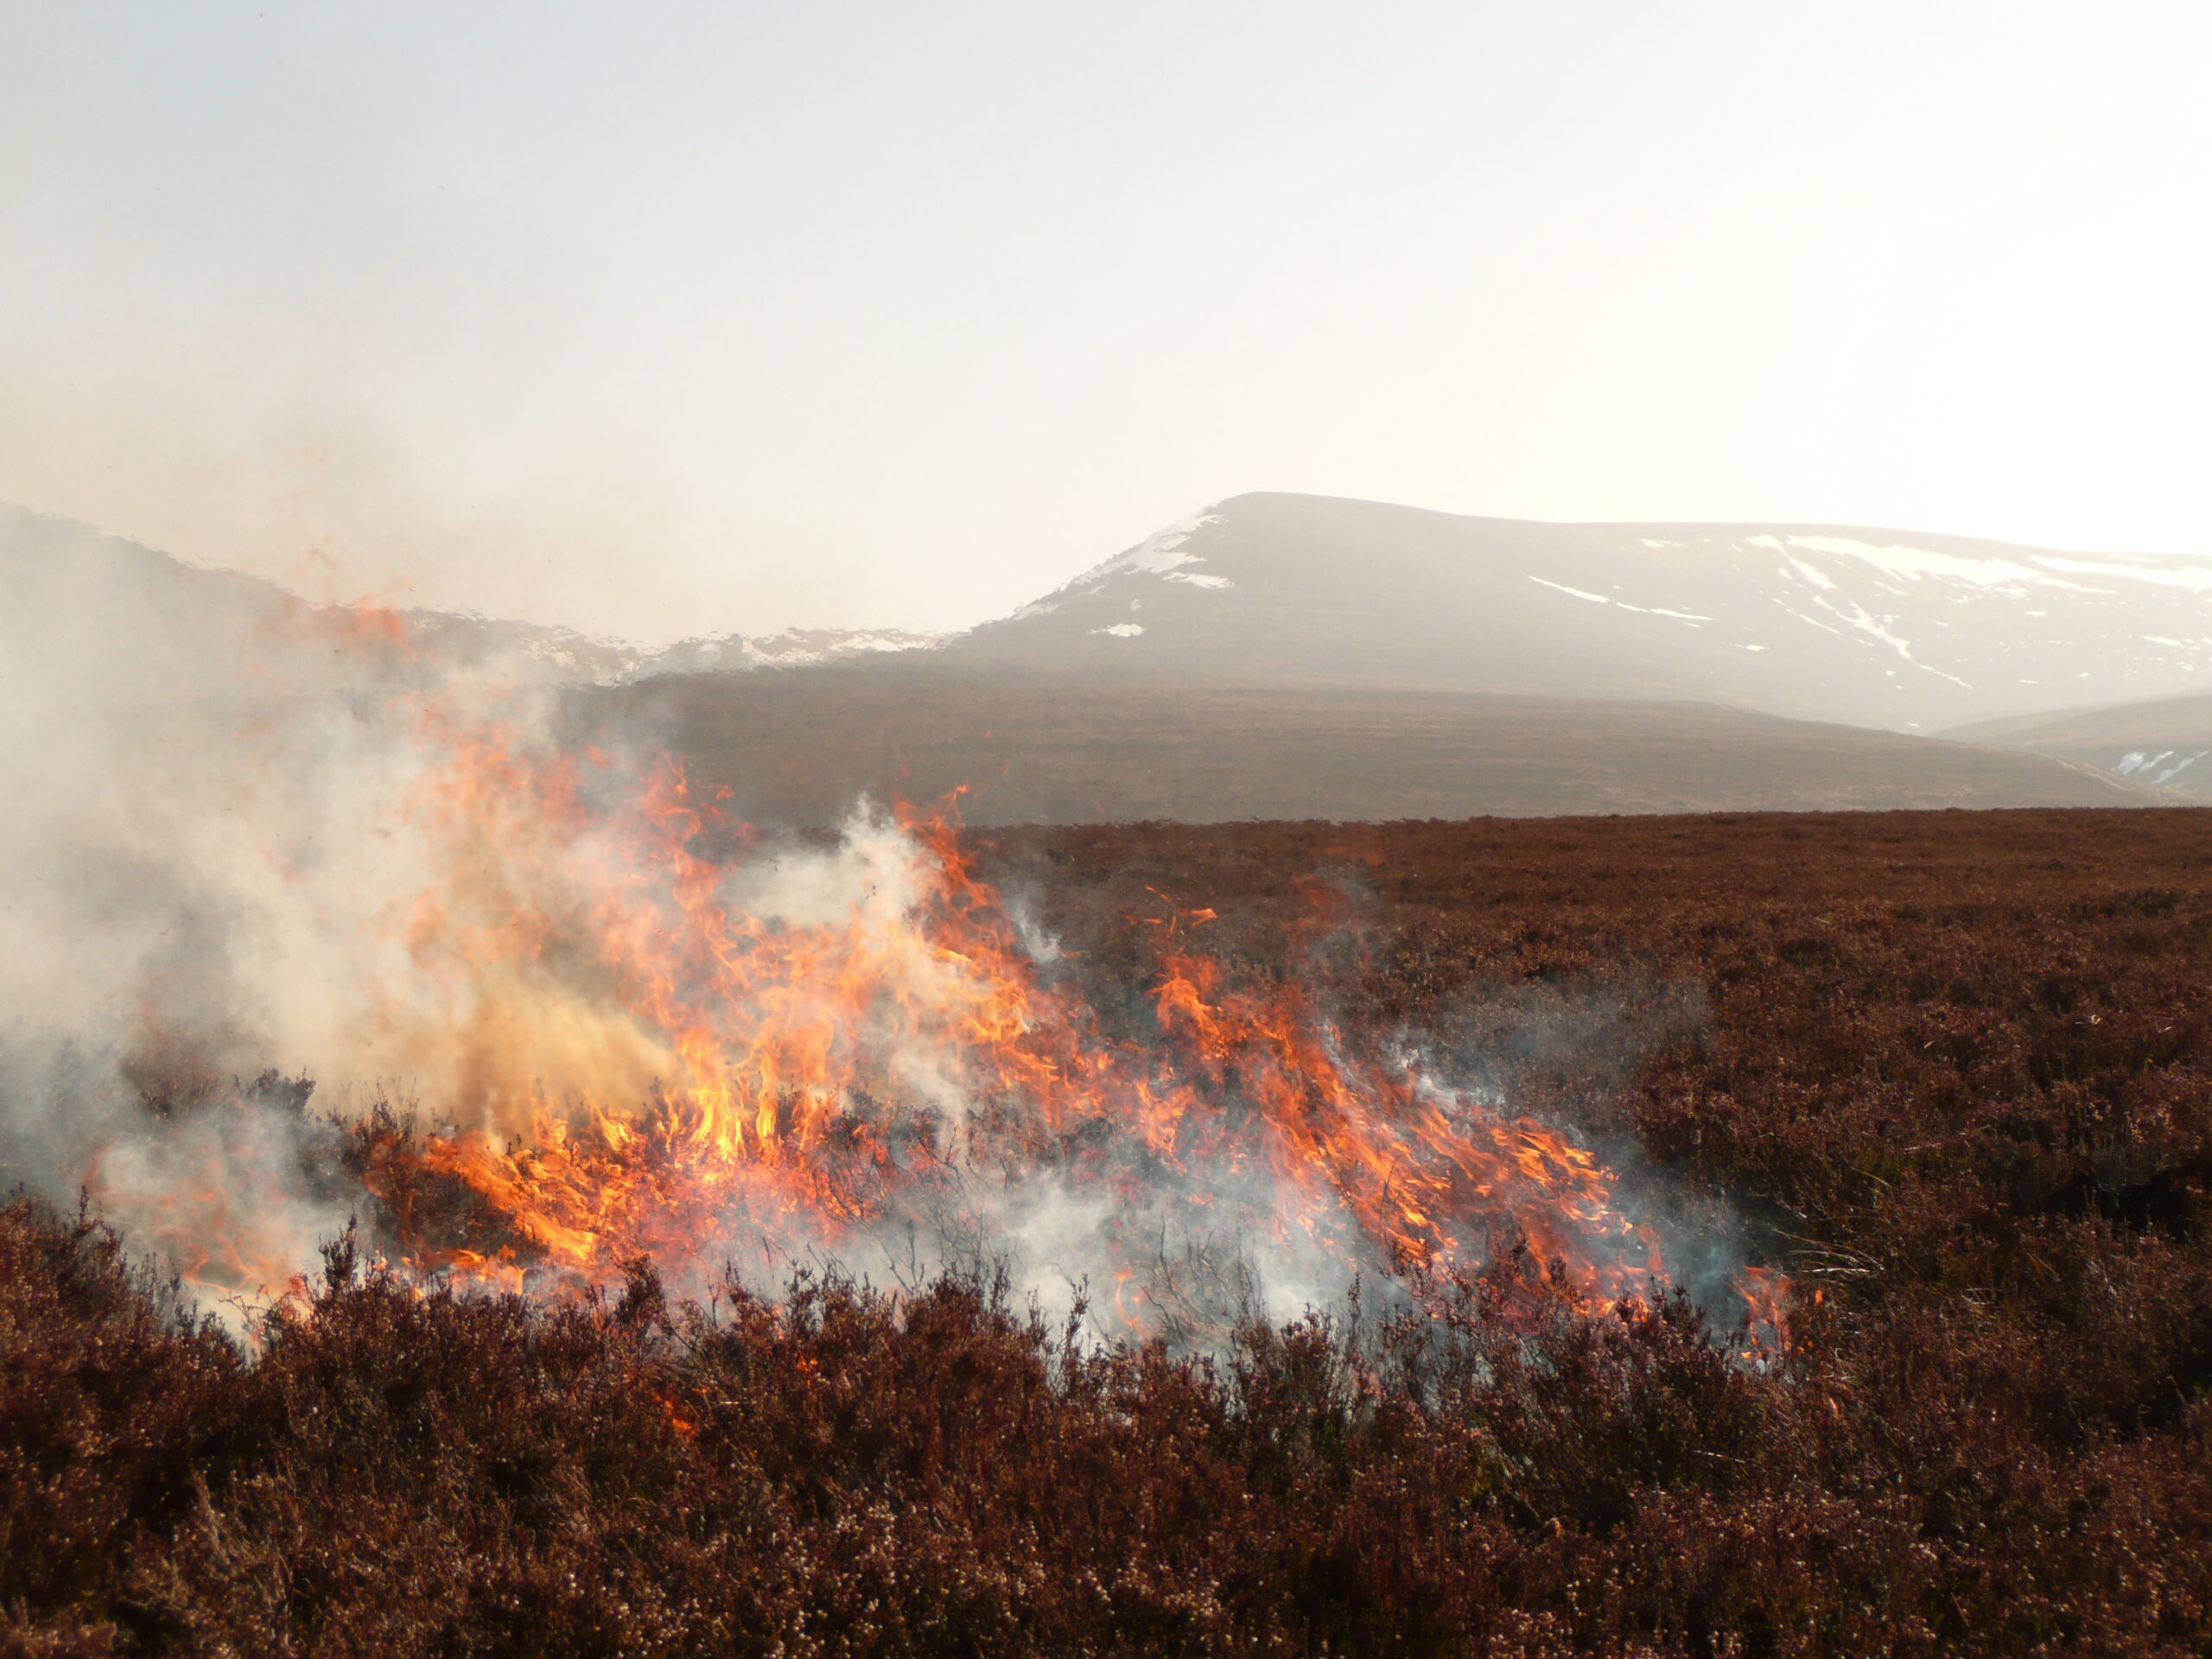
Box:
10;807;2212;1655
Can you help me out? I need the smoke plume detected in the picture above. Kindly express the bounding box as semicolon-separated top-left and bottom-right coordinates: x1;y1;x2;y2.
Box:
0;512;1728;1349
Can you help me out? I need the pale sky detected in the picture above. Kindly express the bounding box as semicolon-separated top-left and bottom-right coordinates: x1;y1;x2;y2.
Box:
2;2;2207;644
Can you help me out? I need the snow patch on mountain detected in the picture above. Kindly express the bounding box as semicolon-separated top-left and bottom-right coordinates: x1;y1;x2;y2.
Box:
1530;577;1607;603
1005;506;1234;620
1778;535;2070;590
645;627;948;677
1084;511;1222;579
2033;556;2212;591
1529;575;1709;624
2117;748;2212;785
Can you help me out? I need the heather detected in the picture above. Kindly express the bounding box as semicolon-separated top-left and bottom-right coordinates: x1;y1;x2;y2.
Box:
9;806;2212;1655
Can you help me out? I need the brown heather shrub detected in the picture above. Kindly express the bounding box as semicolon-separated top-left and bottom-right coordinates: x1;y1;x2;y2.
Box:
6;806;2212;1653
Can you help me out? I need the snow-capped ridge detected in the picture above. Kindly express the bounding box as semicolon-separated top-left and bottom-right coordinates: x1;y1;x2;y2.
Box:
950;493;2212;734
644;626;948;677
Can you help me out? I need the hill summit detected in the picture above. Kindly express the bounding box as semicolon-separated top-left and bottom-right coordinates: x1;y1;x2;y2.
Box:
953;493;2212;732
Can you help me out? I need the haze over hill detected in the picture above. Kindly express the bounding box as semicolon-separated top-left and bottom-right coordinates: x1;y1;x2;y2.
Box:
956;493;2212;733
0;505;938;708
5;495;2195;824
587;663;2163;826
1947;693;2212;802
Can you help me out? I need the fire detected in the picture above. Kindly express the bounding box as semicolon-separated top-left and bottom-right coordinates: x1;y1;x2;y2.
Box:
84;601;1750;1336
321;681;1670;1328
85;1088;323;1306
1737;1263;1795;1358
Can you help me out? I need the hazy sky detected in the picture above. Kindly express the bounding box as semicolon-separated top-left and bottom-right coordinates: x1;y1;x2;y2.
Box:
2;2;2207;644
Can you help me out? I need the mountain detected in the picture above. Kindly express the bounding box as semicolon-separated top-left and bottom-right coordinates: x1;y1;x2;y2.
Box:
951;493;2212;732
1945;693;2212;801
0;505;935;698
586;660;2172;826
646;626;946;674
11;496;2195;825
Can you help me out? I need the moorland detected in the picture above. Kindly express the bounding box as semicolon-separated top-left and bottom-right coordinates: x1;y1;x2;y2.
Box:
9;806;2212;1656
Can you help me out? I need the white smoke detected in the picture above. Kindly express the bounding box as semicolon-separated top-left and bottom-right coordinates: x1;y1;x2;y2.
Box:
0;511;564;1297
0;511;1688;1344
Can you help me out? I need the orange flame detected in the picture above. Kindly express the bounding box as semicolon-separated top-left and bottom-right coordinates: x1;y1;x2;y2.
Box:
84;1096;319;1308
89;603;1747;1334
1738;1263;1795;1359
326;683;1670;1327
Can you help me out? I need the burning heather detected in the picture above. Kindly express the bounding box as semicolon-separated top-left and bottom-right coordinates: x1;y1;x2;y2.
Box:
365;755;1666;1320
6;601;1700;1335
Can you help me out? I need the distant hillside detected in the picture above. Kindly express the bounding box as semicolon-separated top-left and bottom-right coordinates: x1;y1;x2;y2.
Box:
0;505;931;702
953;493;2212;732
1946;693;2212;800
583;661;2171;827
0;505;652;710
18;495;2201;824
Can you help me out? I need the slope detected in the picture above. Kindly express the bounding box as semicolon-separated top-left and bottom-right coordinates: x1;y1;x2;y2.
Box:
585;660;2170;827
953;493;2212;732
1946;692;2212;800
0;505;934;698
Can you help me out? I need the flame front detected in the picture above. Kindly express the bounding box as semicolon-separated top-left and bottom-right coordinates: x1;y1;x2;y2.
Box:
331;692;1666;1324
